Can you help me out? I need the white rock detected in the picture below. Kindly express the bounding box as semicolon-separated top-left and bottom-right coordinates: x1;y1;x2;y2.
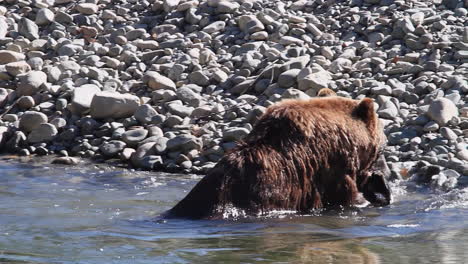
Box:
90;91;141;119
426;98;459;125
0;51;26;64
5;61;31;76
298;71;332;93
202;21;225;34
282;88;310;100
75;3;99;15
144;71;176;91
36;8;54;25
17;71;47;96
330;58;352;73
239;15;264;33
0;16;8;38
69;84;101;115
163;0;180;12
19;111;48;133
223;127;250;141
28;123;58;143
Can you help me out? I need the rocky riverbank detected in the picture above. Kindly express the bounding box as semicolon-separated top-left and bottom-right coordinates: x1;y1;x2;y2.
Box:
0;0;466;189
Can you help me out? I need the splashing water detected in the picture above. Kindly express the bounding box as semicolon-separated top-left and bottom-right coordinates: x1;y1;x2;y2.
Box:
0;158;467;263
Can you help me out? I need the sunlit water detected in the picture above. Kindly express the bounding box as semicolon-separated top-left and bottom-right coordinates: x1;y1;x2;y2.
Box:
0;157;467;264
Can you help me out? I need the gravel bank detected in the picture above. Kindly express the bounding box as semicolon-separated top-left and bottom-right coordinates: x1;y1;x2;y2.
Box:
0;0;466;189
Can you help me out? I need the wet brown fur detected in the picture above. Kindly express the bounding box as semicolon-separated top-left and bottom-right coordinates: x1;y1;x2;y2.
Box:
167;96;386;219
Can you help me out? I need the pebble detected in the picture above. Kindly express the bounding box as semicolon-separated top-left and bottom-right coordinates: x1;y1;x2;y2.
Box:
36;8;54;26
51;157;80;165
90;92;140;120
69;84;101;115
17;71;47;96
134;104;158;124
5;61;31;76
122;129;148;147
27;123;58;143
17;96;35;109
18;18;39;40
440;127;458;141
144;71;177;91
0;51;26;64
427;98;459;125
278;69;300;88
19;111;48;133
100;140;127;157
75;3;99;15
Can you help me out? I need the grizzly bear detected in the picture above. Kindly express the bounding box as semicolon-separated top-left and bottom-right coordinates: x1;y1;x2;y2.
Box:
166;96;391;219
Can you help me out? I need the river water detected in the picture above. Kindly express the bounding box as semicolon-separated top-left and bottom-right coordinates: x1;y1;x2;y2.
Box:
0;157;467;264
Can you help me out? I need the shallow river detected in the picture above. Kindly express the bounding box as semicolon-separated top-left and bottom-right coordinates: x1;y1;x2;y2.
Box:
0;157;467;264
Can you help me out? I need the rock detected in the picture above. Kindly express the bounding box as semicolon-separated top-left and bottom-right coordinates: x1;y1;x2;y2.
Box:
17;96;35;109
5;61;31;76
278;69;300;88
423;121;439;132
0;17;7;38
0;51;26;64
90;92;140;119
330;58;352;73
122;129;148;147
50;117;67;129
239;15;264;33
223;127;249;141
426;98;459;125
120;148;135;160
164;0;180;12
454;50;468;60
457;149;468;161
131;142;156;167
144;71;176;91
36;8;54;25
139;155;163;169
154;137;169;153
279;36;304;46
0;88;8;106
282;88;310;100
100;140;126;157
298;71;331;93
202;21;225;34
378;98;399;120
75;3;99;15
17;71;47;96
69;84;101;115
27;123;58;143
166;135;203;152
147;126;164;138
176;86;202;107
440;127;458;141
51;157;80;165
0;126;9;147
217;1;240;13
19;111;48;132
18;18;39;40
134;104;158;124
57;44;82;57
166;103;194;117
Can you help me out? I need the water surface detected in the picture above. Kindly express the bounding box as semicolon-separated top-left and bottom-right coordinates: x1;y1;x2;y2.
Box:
0;157;467;263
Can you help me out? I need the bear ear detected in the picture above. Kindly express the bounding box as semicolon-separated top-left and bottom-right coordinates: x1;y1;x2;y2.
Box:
354;98;375;123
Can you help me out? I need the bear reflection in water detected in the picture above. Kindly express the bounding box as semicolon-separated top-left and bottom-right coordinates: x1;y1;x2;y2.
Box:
166;94;391;219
